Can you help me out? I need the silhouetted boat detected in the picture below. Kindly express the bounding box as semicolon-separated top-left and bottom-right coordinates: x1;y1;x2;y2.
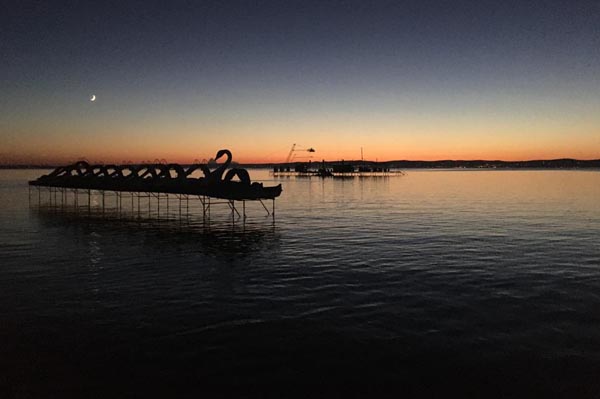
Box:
29;150;282;201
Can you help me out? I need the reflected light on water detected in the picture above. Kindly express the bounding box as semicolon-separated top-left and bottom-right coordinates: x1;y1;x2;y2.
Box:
1;168;600;396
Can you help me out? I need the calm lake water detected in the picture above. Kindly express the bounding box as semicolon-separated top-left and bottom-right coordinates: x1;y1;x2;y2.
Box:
1;169;600;397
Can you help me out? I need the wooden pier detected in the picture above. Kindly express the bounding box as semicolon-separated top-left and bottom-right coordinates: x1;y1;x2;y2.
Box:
272;161;404;178
272;170;405;178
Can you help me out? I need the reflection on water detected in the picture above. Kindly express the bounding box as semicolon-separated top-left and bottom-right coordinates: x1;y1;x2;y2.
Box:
1;169;600;397
31;206;279;257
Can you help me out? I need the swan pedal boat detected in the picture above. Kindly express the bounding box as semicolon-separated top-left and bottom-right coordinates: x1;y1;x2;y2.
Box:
28;150;282;201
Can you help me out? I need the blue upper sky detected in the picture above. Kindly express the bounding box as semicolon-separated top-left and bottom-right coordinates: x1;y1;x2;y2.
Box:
2;0;599;163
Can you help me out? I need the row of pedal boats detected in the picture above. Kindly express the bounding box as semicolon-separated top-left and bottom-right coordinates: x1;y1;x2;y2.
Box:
28;150;282;200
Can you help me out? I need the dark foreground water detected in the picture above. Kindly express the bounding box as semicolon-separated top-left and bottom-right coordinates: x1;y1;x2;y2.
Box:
1;169;600;398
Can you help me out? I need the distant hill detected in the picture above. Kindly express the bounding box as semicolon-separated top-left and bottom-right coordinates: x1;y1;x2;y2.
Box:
242;158;600;169
2;158;599;169
383;158;600;169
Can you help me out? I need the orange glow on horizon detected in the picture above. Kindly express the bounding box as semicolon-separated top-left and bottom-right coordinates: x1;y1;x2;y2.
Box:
2;117;599;164
2;144;599;165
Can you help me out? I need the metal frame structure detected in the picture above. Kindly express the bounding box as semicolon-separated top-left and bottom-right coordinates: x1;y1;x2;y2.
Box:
272;170;403;177
28;185;276;222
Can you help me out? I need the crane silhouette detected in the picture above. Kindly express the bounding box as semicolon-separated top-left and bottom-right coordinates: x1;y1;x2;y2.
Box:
285;144;315;164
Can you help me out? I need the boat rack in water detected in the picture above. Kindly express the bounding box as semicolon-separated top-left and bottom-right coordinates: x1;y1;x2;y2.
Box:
28;149;280;220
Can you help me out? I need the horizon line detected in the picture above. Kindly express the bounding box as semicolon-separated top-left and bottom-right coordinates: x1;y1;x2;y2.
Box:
2;157;600;168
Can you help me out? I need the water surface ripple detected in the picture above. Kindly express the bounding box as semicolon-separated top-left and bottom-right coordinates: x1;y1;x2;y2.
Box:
1;169;600;397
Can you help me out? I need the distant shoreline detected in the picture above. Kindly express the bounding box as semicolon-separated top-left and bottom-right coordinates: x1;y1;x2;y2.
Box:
2;159;600;170
245;159;600;169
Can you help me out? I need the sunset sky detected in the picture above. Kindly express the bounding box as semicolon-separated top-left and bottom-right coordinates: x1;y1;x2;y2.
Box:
2;0;599;164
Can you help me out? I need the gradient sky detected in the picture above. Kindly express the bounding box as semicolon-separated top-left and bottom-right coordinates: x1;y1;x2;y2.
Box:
2;0;599;164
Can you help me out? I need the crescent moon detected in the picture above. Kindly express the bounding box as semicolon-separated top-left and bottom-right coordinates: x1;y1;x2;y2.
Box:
90;94;96;102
